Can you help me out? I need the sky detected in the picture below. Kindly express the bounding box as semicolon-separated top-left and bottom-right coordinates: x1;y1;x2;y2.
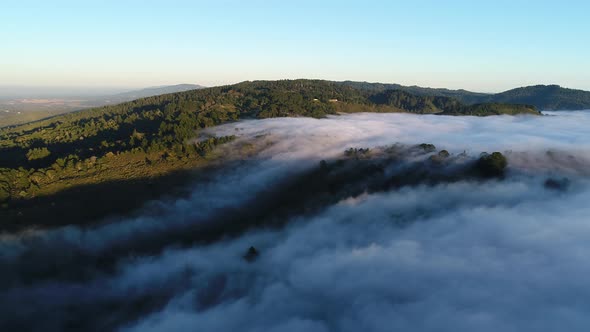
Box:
1;0;589;92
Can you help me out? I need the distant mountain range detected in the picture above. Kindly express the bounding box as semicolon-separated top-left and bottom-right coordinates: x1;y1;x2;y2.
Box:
340;82;590;110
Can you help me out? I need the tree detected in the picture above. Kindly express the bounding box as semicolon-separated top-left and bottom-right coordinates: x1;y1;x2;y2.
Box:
476;152;507;177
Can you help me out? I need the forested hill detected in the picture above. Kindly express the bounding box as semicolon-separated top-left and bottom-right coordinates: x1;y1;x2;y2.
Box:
0;79;539;173
341;81;590;110
479;85;590;110
338;80;488;103
0;79;538;168
0;79;537;224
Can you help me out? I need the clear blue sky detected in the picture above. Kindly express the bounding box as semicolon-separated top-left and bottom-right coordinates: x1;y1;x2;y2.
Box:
1;0;589;92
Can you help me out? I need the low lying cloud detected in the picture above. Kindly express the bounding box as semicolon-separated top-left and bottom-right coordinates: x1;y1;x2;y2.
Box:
210;111;590;157
2;111;590;332
123;179;590;332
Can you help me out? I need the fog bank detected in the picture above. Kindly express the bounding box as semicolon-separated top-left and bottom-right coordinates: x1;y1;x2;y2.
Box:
2;111;590;332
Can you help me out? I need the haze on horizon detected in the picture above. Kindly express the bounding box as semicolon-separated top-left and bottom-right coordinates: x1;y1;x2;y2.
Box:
2;0;589;93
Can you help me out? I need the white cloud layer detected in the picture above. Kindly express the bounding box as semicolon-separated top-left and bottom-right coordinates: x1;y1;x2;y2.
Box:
122;179;590;332
208;111;590;158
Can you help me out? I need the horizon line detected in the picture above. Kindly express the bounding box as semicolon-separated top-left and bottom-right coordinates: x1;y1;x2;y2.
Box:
0;79;585;96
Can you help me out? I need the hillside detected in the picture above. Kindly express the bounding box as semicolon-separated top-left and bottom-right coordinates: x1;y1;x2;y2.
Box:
0;79;537;227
